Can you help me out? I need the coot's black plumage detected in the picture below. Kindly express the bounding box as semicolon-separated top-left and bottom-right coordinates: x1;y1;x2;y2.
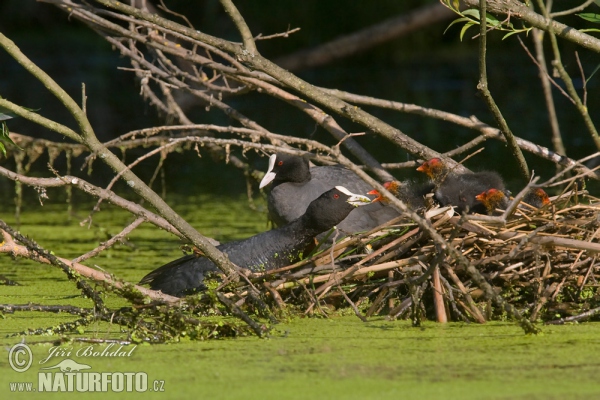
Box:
417;158;506;214
259;153;400;232
139;186;371;297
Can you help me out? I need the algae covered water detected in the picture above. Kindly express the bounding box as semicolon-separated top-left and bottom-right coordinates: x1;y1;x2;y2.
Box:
1;197;600;399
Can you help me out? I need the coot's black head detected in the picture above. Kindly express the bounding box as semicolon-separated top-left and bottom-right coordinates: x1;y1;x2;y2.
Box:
259;153;311;188
302;186;372;232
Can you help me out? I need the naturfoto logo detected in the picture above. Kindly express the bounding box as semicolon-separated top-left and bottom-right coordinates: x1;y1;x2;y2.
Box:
8;343;165;393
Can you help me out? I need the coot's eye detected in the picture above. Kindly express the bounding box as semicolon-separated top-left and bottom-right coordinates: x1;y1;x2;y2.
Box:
333;193;339;199
278;161;284;166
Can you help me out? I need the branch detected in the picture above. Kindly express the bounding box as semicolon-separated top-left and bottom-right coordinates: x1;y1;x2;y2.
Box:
0;222;180;304
462;0;600;53
91;0;469;173
477;0;529;179
275;3;454;71
0;20;240;280
325;90;597;178
219;0;257;55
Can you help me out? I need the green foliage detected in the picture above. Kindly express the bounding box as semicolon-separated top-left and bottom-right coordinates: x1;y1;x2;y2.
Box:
577;13;600;33
441;0;532;41
578;13;600;24
0;103;25;157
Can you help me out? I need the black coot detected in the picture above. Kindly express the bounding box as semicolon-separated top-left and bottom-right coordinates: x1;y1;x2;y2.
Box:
259;153;400;232
140;186;372;297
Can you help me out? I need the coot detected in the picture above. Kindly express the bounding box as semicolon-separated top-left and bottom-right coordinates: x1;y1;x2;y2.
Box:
417;158;506;214
140;186;372;297
259;153;400;233
475;188;509;214
523;188;551;208
368;180;435;210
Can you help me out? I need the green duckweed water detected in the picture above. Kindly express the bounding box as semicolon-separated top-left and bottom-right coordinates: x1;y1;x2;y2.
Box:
1;197;600;399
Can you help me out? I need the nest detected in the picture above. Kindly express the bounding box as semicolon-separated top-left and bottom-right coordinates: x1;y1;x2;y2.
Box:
233;188;600;326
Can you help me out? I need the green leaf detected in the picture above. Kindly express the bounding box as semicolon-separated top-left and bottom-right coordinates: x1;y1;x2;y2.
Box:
460;22;477;41
0;121;21;157
485;12;501;27
578;13;600;23
444;17;475;35
502;30;522;40
463;9;481;19
580;28;600;33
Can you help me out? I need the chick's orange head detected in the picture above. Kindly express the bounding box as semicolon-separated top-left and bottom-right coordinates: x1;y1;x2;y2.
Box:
535;188;551;205
417;158;444;178
383;180;400;195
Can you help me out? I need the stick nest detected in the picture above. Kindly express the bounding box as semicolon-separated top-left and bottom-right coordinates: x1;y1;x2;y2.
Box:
235;189;600;325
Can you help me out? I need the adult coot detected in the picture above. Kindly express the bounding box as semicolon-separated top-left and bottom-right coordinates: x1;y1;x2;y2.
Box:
259;153;400;232
140;186;372;297
417;158;506;214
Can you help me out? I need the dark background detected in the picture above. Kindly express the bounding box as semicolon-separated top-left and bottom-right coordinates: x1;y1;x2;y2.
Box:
0;0;598;198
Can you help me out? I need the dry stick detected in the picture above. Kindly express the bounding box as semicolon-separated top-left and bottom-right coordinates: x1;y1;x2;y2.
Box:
262;282;285;309
322;158;538;332
83;8;265;182
0;31;239;281
529;29;567;162
546;306;600;325
0;165;200;242
239;76;393;181
530;255;552;321
324;90;597;178
439;274;469;322
575;52;588;108
215;292;266;338
443;265;486;323
72;217;145;264
366;286;390;318
91;0;467;174
517;35;575;106
325;230;368;323
0;225;180;304
432;266;448;323
275;2;453;71
219;0;257;54
477;0;528;179
0;304;92;315
535;0;600;150
550;0;596;18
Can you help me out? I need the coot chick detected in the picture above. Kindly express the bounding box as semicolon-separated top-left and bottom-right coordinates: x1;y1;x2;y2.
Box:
416;158;506;214
475;188;509;215
523;188;551;208
368;180;435;210
140;186;372;297
259;153;400;233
